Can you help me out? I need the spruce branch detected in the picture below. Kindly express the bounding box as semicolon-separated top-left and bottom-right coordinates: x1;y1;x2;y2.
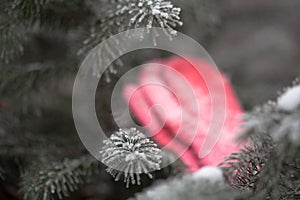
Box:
21;155;102;200
26;0;91;30
0;0;52;63
101;128;162;188
221;81;300;199
80;0;182;52
78;0;183;81
0;60;77;115
12;0;53;21
0;62;56;99
111;0;183;37
221;102;278;191
0;17;26;64
11;0;89;29
77;22;125;82
221;133;274;191
0;0;88;63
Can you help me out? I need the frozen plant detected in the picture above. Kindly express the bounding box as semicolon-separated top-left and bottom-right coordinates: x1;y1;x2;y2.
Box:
113;0;183;38
101;128;162;187
78;0;183;80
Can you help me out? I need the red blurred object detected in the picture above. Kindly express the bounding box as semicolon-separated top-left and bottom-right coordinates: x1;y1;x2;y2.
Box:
123;57;243;172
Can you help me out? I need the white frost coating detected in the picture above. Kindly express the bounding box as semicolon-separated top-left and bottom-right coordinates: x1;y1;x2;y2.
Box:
114;0;182;40
278;85;300;111
100;128;162;187
272;116;300;145
192;166;224;183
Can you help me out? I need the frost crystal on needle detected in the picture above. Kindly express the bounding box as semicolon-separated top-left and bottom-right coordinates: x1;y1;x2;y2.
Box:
114;0;182;39
100;128;162;187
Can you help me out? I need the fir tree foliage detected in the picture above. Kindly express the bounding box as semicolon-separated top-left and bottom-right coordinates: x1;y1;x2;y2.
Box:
113;0;183;37
0;21;26;64
0;0;88;63
0;0;182;199
79;0;182;54
1;0;300;199
0;0;50;63
21;155;102;200
78;0;183;80
12;0;53;20
221;103;276;192
221;82;300;200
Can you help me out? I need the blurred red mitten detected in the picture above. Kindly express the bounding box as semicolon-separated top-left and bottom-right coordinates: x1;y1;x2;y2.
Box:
123;57;243;172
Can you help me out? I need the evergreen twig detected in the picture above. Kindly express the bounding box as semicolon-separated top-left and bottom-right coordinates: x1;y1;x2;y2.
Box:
21;155;102;200
78;0;183;81
221;85;300;200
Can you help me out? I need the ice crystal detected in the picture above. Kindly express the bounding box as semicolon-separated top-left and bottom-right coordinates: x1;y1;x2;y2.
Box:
100;128;162;187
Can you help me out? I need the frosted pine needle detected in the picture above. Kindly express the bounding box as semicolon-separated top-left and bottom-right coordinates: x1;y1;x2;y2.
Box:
114;0;182;39
100;128;162;187
78;0;182;81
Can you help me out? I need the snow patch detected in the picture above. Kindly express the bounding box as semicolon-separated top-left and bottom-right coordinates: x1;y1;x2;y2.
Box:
278;85;300;112
192;166;224;183
272;116;300;145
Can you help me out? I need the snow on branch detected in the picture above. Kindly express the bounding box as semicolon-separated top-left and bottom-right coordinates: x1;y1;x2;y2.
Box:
21;155;101;200
101;128;162;188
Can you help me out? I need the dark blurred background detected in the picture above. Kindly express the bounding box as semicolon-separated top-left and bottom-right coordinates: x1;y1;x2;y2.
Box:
180;0;300;109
